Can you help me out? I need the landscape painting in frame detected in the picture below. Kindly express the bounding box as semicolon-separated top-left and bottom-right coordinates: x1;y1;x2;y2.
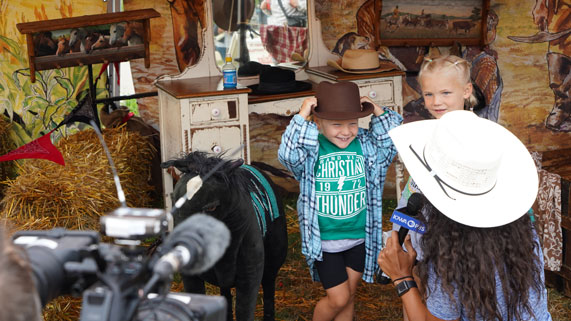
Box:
379;0;487;46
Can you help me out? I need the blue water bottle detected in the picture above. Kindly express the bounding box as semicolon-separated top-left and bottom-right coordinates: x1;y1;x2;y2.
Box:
222;55;237;88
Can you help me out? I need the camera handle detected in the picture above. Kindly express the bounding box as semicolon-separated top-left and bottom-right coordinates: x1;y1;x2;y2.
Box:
79;270;145;321
78;244;156;321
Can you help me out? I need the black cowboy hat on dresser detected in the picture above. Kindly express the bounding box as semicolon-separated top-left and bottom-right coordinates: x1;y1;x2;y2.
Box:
238;61;271;77
312;81;374;120
248;66;312;95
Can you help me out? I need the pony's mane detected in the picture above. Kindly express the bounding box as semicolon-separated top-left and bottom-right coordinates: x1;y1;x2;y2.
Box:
162;151;253;193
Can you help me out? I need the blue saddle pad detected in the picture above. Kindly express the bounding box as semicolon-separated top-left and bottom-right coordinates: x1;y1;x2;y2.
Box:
241;165;280;237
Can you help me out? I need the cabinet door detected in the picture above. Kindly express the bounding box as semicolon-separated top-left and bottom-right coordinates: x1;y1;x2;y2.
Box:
189;125;245;158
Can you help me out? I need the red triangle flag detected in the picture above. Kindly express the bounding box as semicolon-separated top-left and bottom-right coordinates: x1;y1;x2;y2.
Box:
0;130;65;165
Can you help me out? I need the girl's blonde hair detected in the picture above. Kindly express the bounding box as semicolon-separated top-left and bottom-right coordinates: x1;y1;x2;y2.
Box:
418;55;479;110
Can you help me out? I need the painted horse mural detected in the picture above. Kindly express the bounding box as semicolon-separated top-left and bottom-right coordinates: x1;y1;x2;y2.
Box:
161;152;288;321
509;0;571;131
109;22;144;46
167;0;206;71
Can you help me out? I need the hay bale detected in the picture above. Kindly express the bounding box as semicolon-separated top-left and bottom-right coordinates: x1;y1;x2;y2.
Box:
0;116;18;197
1;126;156;231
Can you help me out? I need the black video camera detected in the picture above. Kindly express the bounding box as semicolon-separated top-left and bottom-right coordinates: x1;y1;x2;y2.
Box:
12;207;227;321
10;119;236;321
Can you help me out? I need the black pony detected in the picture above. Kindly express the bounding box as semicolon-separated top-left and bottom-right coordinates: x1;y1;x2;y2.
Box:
161;152;288;321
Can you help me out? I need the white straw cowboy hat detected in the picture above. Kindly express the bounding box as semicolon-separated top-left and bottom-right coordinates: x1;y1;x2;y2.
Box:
327;49;398;74
389;110;538;228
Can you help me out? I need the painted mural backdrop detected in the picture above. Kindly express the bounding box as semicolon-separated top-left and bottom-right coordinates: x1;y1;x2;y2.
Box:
315;0;370;51
0;0;107;146
380;0;484;40
316;0;571;153
124;0;206;127
503;0;570;133
494;0;569;150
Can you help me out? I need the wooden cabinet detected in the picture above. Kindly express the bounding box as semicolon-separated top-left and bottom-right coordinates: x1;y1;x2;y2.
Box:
155;77;251;209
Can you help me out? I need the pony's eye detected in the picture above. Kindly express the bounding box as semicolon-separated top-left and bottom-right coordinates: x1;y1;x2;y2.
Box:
202;200;220;212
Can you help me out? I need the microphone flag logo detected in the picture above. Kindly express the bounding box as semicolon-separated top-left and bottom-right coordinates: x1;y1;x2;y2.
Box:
390;209;426;234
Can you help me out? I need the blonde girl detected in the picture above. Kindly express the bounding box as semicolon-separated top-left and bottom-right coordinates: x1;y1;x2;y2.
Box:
394;55;480;258
418;55;478;119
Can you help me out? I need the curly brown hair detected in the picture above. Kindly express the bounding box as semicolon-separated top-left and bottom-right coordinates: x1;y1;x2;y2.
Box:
416;203;543;321
0;226;42;321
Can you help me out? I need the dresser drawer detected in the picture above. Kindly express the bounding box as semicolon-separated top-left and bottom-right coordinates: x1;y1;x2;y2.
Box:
185;98;239;125
356;80;395;107
186;125;247;159
249;96;309;116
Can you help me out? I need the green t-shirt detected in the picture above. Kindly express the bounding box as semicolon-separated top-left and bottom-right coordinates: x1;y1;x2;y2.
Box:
314;134;367;240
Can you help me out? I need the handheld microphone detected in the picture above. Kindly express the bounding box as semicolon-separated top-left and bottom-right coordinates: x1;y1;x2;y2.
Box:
376;193;425;284
152;214;231;279
395;193;425;245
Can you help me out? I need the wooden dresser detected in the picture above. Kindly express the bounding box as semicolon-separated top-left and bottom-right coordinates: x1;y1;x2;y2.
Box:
155;76;251;209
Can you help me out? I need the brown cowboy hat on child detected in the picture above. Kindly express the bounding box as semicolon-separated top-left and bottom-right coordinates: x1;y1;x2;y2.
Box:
312;81;374;120
327;49;398;74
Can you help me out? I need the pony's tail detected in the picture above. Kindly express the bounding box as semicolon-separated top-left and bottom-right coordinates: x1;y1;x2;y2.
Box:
251;161;294;179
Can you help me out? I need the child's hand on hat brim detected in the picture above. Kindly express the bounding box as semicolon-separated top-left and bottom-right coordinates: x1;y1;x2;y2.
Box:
299;97;317;120
361;96;385;116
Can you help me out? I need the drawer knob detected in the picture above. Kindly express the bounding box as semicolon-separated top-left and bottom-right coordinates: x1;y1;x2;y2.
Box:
212;145;222;154
211;108;221;117
368;90;377;99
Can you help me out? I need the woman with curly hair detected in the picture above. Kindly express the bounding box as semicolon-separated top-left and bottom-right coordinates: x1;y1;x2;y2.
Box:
379;110;552;320
0;226;42;321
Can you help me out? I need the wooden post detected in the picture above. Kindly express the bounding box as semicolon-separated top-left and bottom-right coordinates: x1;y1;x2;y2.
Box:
143;18;151;68
25;34;36;83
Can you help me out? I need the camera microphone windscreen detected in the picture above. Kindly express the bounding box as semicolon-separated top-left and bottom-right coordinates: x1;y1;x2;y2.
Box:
154;214;230;278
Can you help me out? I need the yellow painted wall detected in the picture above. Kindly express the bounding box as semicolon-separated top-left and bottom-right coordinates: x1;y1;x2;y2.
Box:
0;0;107;144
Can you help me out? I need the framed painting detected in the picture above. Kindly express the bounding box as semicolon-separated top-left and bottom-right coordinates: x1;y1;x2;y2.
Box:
379;0;489;47
17;9;160;82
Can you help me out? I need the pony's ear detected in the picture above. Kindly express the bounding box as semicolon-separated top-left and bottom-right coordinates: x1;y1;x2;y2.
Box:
228;159;244;171
160;159;195;173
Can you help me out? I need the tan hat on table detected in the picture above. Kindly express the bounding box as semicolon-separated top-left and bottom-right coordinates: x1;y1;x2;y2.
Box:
327;49;398;74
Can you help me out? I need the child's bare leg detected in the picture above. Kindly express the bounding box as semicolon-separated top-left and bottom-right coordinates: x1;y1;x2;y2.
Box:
333;268;362;321
313;281;351;321
313;268;362;321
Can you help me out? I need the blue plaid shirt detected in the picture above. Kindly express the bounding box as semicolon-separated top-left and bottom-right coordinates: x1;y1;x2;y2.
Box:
278;111;402;283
